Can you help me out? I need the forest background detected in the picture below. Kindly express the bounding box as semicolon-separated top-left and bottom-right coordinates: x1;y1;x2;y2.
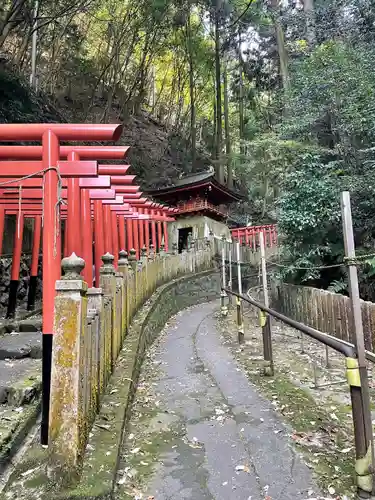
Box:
1;0;375;298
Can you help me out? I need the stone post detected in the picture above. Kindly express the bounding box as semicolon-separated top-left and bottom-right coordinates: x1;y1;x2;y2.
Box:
87;287;103;404
128;248;137;272
99;253;116;373
118;250;129;275
115;271;125;352
149;243;155;261
172;242;178;255
118;250;128;334
141;245;148;264
49;253;87;470
160;242;166;257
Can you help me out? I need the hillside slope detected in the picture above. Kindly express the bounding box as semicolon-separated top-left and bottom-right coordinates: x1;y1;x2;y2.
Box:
0;64;210;189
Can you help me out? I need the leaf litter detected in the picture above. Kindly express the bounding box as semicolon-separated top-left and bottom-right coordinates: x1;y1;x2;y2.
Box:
217;304;359;499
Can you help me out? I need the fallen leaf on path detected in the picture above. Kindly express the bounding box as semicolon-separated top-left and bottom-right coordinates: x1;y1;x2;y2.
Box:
340;447;352;453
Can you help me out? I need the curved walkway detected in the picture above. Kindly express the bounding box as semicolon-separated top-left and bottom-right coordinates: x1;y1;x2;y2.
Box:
118;302;320;500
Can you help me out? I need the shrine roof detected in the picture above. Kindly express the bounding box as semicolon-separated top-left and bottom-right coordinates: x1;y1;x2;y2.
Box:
147;171;246;203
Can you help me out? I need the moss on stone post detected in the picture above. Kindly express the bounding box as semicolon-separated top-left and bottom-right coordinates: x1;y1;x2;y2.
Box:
49;253;87;471
115;272;124;353
87;288;103;402
149;244;155;261
118;250;128;336
99;253;116;373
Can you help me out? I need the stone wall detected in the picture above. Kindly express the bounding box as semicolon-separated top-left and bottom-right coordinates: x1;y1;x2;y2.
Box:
167;215;231;247
65;267;221;499
272;282;375;352
0;255;42;315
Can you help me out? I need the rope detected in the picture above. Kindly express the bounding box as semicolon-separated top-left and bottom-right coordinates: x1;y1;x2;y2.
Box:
266;260;344;270
267;253;375;271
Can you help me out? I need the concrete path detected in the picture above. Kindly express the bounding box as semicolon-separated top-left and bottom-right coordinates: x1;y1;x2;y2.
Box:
121;302;320;500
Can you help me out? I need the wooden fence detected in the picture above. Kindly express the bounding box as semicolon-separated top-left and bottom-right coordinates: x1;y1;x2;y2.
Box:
273;283;375;352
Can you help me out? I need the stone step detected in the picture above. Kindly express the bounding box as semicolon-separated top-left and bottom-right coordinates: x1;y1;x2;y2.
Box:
0;358;41;406
0;332;42;360
3;317;42;334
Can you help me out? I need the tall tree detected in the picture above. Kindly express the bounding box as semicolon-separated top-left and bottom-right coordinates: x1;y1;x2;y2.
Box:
270;0;289;91
223;60;232;187
214;0;224;183
186;5;197;171
302;0;316;48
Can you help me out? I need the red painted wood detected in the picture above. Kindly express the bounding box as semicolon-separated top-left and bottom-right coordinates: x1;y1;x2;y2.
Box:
126;219;133;252
81;189;93;286
111;212;119;268
119;215;126;251
93;200;104;286
0;145;129;159
0;160;98;177
42;130;60;335
31;216;42;276
0;207;5;256
103;205;112;255
0;123;122;141
133;219;139;259
67;152;81;257
11;213;24;281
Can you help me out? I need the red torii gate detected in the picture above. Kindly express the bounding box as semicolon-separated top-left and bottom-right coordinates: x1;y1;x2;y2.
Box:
230;224;278;249
0;124;122;445
0;127;177;446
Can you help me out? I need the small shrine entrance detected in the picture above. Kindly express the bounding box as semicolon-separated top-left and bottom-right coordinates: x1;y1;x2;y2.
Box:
178;226;192;253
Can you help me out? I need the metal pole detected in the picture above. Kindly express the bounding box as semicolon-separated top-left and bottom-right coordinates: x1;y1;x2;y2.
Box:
220;236;228;317
341;191;374;497
260;231;274;376
228;239;233;306
236;241;244;343
30;0;39;89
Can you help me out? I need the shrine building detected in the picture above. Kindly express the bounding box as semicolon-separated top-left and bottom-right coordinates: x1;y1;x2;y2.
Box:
148;170;245;253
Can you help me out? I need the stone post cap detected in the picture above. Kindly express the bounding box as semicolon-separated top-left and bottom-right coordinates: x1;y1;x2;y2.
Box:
61;253;85;279
118;250;128;266
101;252;114;265
141;246;147;257
100;252;115;275
128;249;137;261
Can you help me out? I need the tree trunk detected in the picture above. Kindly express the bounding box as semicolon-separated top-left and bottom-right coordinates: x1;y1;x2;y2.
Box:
223;62;232;188
271;0;290;92
238;29;245;156
214;5;224;184
187;12;197;171
302;0;316;48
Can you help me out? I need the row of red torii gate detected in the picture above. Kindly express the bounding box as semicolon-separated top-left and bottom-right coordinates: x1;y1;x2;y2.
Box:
0;123;176;445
